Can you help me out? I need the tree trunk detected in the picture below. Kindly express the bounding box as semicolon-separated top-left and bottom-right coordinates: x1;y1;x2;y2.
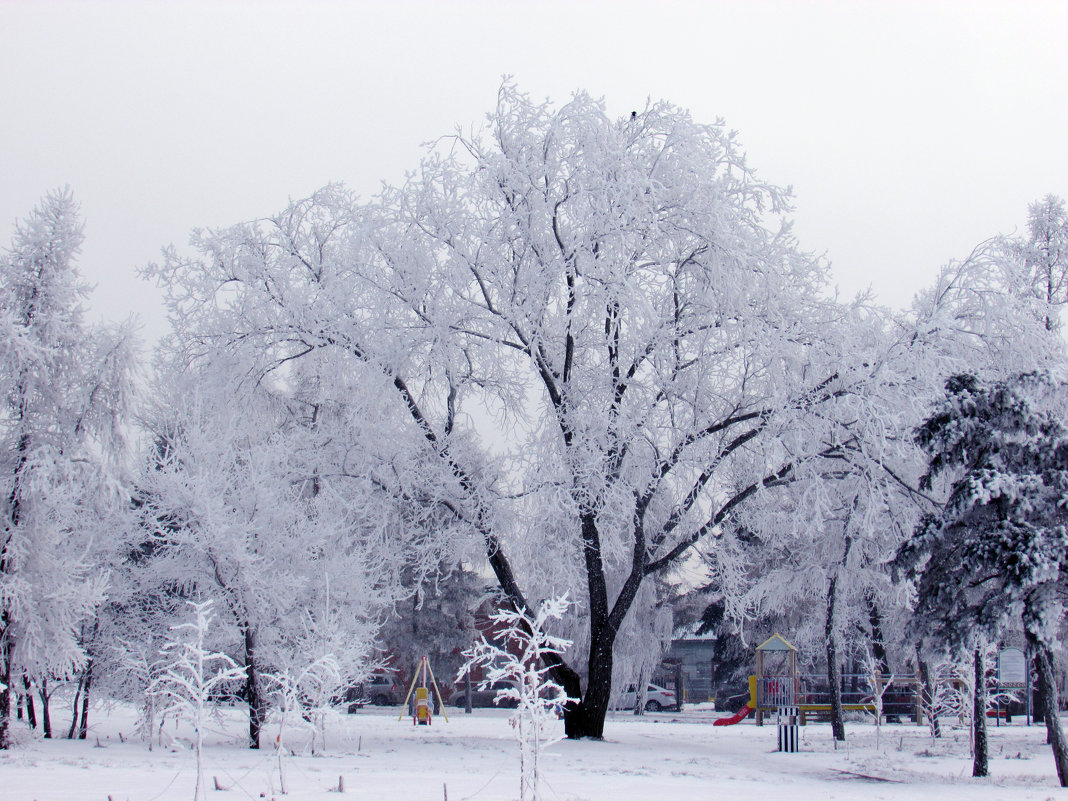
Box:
67;673;84;739
78;660;92;739
826;573;845;742
550;660;584;738
915;643;941;738
556;613;618;739
485;502;635;740
866;591;888;674
563;632;613;739
633;663;647;716
483;523;590;738
972;645;988;778
39;678;51;739
0;599;12;749
1028;634;1068;787
244;626;265;749
22;675;36;729
77;621;98;740
1;434;28;750
556;509;622;740
1034;653;1047;725
826;639;845;742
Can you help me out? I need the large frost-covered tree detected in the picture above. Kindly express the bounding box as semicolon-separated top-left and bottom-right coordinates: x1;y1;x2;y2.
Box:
147;85;894;738
711;232;1060;740
134;353;411;748
375;87;899;738
718;470;911;740
895;371;1068;786
0;190;136;748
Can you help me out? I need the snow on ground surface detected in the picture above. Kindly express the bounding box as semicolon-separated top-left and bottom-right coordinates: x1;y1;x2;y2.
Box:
2;704;1067;801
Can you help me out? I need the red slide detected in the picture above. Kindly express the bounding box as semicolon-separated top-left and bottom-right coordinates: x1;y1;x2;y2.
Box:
713;704;753;726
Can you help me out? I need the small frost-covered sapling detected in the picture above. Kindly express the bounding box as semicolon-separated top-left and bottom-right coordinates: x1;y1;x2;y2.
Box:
264;654;342;794
150;600;245;801
459;595;573;801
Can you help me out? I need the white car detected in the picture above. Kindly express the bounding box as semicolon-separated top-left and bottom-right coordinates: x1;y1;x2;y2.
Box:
615;682;677;712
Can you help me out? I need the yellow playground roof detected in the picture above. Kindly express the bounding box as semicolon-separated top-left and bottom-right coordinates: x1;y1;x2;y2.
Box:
756;633;796;652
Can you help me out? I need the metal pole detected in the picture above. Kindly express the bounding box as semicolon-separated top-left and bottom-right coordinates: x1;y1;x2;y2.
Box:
675;661;685;712
464;669;472;714
1026;648;1032;726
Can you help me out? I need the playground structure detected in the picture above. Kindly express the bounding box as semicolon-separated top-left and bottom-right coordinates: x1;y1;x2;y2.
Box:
398;655;450;726
716;633;923;726
752;633;924;725
752;633;799;724
713;634;1034;729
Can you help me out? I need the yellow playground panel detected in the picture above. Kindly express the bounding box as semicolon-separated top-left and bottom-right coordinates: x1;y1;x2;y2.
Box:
414;687;431;725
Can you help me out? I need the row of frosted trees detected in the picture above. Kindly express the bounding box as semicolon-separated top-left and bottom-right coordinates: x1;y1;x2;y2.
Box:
0;188;472;751
1;85;1067;777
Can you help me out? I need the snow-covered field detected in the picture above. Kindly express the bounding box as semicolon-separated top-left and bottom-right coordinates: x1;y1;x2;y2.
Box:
1;705;1066;801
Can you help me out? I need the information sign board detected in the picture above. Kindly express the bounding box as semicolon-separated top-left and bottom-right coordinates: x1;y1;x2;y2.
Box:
998;647;1027;686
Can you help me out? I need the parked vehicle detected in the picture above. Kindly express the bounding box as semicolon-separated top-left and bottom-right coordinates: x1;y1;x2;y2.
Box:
450;681;520;708
614;683;677;712
345;673;405;711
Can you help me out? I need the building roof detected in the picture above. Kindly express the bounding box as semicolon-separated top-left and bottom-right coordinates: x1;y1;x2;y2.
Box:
672;620;717;641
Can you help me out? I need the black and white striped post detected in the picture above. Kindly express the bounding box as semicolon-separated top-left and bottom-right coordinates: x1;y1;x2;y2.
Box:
777;705;799;752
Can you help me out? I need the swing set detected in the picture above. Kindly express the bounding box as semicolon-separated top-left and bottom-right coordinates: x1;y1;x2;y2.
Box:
398;655;450;726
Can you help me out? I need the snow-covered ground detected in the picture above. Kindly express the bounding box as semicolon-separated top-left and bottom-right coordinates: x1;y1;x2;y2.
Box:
2;705;1066;801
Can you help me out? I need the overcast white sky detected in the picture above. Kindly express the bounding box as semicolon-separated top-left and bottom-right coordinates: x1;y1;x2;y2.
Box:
2;0;1066;344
